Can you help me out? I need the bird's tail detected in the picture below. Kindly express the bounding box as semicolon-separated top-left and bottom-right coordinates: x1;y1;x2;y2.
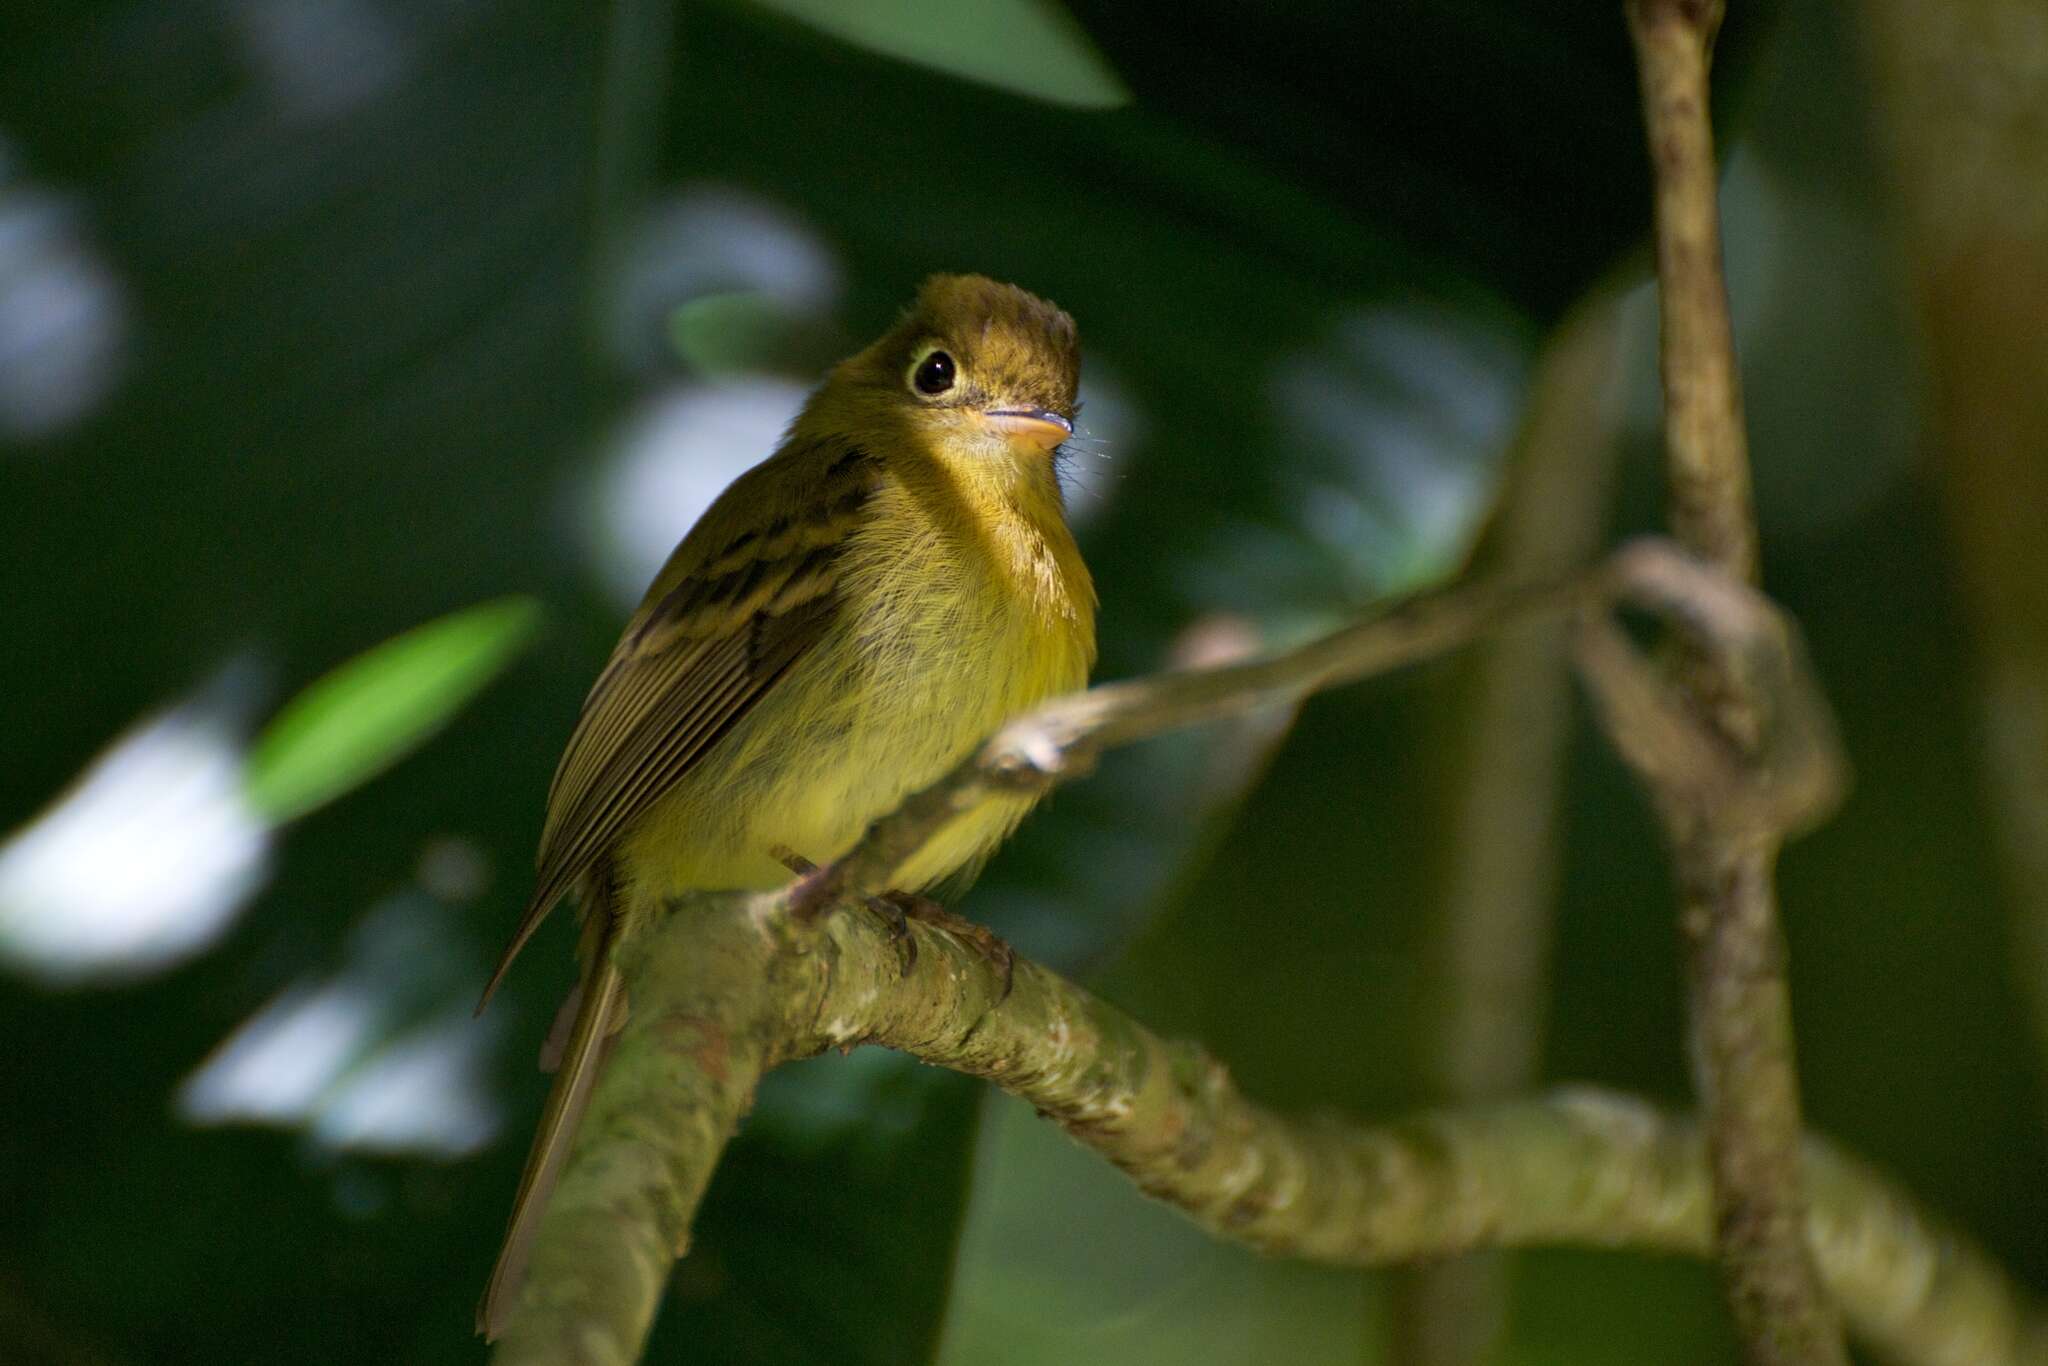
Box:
475;904;625;1340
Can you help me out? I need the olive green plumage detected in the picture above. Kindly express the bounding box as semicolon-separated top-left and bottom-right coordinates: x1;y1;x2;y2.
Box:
477;275;1097;1337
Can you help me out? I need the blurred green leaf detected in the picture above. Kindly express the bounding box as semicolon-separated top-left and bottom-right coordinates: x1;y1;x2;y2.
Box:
747;0;1130;108
243;597;543;824
669;290;806;373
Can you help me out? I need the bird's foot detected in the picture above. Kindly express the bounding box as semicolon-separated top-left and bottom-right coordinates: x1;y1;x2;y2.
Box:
773;846;913;970
880;892;1014;1002
862;892;918;976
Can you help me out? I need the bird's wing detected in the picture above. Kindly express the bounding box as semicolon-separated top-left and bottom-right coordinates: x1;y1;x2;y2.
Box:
478;441;880;1005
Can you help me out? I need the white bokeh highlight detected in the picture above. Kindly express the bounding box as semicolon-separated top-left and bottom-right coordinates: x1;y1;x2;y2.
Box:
1271;303;1525;598
0;140;129;441
609;186;840;377
179;899;501;1158
0;702;270;984
585;378;810;607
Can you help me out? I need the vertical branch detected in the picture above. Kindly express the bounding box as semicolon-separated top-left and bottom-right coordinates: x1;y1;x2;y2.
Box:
1629;0;1757;591
1393;291;1629;1366
1622;3;1849;1363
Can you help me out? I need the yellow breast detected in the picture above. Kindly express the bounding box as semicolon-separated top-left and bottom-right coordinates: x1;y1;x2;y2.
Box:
617;469;1094;900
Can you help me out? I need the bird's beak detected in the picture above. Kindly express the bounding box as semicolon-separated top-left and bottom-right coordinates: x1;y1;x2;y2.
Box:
982;407;1073;453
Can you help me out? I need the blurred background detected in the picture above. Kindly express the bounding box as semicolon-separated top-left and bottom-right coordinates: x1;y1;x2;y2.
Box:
3;0;2044;1362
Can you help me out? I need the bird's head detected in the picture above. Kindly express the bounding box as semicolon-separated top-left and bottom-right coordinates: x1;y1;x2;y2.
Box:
818;274;1081;476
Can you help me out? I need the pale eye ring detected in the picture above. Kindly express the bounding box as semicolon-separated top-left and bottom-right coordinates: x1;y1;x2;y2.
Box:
910;349;956;396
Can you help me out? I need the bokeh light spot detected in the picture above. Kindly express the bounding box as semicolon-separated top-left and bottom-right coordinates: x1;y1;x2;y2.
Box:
0;696;269;985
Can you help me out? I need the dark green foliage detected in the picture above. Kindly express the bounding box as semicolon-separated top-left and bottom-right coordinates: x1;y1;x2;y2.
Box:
1;1;2039;1363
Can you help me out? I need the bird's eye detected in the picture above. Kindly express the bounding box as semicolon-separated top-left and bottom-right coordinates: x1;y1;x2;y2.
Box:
910;349;956;396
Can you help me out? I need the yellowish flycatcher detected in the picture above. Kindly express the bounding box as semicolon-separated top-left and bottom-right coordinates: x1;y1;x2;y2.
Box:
476;275;1096;1336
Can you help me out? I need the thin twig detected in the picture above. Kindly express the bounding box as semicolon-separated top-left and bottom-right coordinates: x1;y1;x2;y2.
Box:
785;568;1597;922
1624;1;1849;1361
1629;0;1756;589
780;536;1837;947
493;882;2048;1366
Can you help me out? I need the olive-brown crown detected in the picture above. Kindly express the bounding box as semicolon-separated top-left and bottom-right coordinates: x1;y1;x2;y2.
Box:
843;273;1081;421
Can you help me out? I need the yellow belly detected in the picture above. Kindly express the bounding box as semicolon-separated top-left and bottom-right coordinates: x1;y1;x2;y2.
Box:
616;502;1091;901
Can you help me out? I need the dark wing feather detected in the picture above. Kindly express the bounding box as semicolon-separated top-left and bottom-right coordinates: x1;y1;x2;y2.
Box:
476;445;877;1007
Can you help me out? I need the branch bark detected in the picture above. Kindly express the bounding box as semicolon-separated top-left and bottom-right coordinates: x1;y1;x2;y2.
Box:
493;875;2048;1366
1624;2;1849;1361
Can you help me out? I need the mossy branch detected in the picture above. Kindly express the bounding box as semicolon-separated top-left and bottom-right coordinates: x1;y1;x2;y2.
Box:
489;539;2039;1366
492;877;2048;1366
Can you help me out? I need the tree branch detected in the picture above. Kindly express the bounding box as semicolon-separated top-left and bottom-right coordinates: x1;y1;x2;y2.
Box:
494;876;2048;1366
1627;0;1756;587
1624;1;1849;1360
486;535;2028;1366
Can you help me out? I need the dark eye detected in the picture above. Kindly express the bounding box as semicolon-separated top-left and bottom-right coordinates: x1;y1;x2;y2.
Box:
911;350;956;396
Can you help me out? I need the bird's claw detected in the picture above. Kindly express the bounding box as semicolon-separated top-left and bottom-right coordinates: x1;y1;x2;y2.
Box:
881;891;1014;1003
863;894;917;976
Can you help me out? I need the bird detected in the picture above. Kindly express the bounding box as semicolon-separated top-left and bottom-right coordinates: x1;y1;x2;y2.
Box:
475;274;1097;1338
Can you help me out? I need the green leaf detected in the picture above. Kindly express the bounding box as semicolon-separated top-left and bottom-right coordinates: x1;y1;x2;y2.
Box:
747;0;1130;109
244;597;543;823
668;290;803;374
